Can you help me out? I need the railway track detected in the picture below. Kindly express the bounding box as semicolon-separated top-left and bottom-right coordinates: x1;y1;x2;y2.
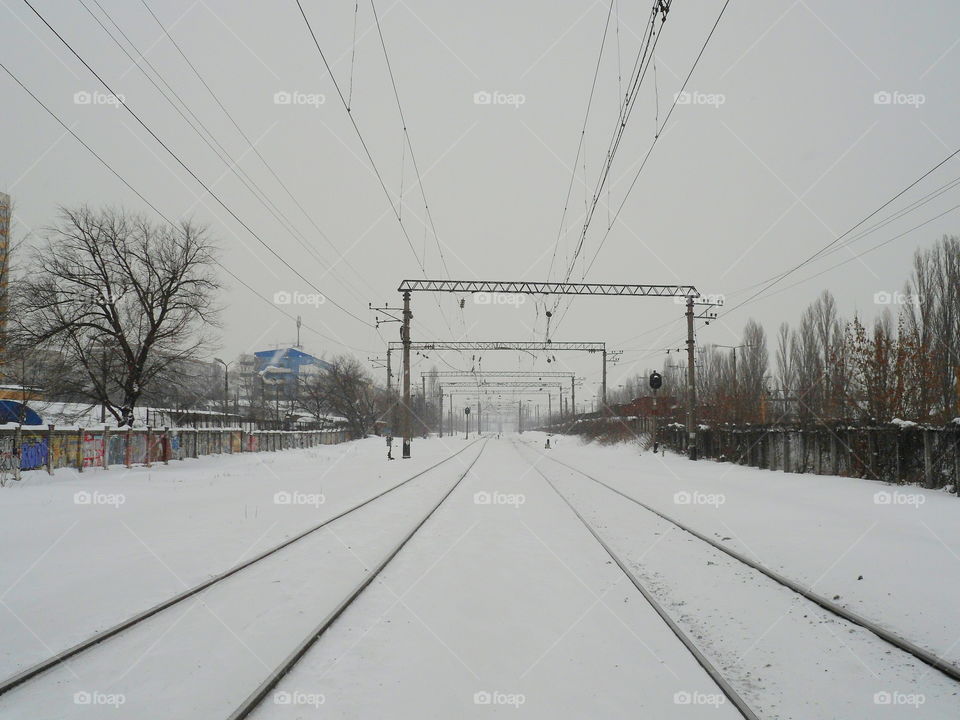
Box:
0;439;485;699
226;437;487;719
515;441;761;720
521;443;960;685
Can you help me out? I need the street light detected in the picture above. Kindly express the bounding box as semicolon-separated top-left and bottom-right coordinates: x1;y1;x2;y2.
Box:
214;358;233;424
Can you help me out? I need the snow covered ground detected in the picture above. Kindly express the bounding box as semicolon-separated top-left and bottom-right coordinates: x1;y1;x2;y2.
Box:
0;433;957;718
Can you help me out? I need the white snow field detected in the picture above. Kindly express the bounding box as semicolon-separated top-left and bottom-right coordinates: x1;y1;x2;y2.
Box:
0;433;957;718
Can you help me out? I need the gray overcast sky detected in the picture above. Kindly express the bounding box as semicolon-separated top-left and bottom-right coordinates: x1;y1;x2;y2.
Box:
3;0;959;402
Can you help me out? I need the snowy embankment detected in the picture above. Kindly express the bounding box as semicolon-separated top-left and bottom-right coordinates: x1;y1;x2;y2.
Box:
533;433;960;668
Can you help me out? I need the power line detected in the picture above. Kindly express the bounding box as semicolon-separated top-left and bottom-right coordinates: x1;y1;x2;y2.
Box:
21;0;373;328
79;0;371;308
0;59;372;354
720;145;960;317
545;0;669;337
551;0;733;335
295;0;461;340
137;0;380;303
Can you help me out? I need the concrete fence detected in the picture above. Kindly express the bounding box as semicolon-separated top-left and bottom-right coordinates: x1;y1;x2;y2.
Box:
0;425;351;481
655;421;960;491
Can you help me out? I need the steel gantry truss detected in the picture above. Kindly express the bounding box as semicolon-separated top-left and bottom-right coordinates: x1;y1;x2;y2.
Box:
397;280;698;297
393;340;603;424
440;387;558;436
421;371;580;436
395;279;706;460
389;341;604;352
433;380;566;438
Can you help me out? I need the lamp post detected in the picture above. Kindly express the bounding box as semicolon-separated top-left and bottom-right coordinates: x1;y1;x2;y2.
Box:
214;358;233;425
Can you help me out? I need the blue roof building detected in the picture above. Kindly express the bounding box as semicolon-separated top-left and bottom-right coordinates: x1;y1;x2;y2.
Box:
253;348;330;399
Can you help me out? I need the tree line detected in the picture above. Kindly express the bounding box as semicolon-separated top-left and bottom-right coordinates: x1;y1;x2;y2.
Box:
619;236;960;428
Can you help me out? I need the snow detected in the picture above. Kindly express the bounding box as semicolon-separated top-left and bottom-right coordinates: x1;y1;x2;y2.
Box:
0;433;958;718
891;418;919;428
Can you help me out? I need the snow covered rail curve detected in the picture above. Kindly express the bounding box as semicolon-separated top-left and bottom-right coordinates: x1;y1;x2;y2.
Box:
531;448;960;685
518;442;761;720
0;439;485;698
225;438;488;720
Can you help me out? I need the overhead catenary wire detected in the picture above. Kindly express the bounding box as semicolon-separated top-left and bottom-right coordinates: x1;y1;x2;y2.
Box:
20;0;373;329
78;0;373;309
295;0;462;342
0;59;373;354
136;0;382;303
550;0;733;336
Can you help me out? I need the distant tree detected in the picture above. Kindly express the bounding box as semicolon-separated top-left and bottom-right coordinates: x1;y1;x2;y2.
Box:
12;207;221;426
903;236;960;421
303;355;384;437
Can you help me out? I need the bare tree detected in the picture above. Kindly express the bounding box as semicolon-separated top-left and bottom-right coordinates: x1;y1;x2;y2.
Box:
303;355;384;438
12;207;220;426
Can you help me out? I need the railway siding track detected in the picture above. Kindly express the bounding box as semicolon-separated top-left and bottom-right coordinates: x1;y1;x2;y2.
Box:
517;442;761;720
528;445;960;685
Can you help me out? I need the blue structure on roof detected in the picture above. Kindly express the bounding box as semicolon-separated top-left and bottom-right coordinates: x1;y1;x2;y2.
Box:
0;400;43;425
254;348;330;398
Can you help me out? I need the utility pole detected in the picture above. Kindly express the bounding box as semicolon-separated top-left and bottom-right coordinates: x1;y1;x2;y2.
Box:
601;349;607;413
449;394;453;436
548;393;552;424
571;376;576;418
422;375;427;435
438;385;443;438
685;296;698;460
401;292;412;458
518;400;522;434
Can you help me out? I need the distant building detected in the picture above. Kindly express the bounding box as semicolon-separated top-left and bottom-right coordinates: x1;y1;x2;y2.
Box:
253;347;330;400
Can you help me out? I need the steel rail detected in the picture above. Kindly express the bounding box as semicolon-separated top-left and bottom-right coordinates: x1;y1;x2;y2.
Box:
0;440;483;696
227;439;488;719
534;449;960;684
518;443;759;720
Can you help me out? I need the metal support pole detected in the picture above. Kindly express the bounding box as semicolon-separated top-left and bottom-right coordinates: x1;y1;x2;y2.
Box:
477;399;481;435
438;386;443;438
518;400;522;434
422;375;427;434
601;349;607;413
401;291;412;458
571;377;576;416
548;393;552;425
686;296;698;460
449;394;453;436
